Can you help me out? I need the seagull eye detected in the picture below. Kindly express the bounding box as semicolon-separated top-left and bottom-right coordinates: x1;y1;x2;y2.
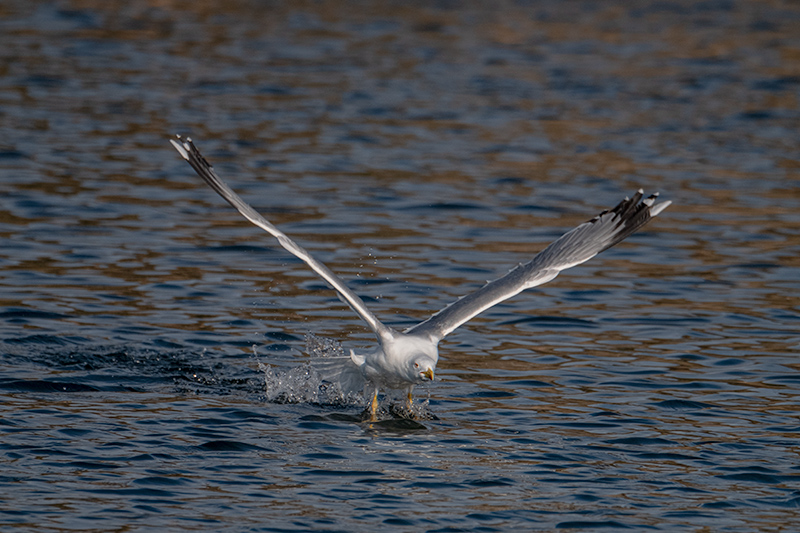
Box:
414;362;419;368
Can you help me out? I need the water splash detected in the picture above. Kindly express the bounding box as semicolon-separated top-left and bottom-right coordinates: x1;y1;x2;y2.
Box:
305;333;347;358
258;334;364;406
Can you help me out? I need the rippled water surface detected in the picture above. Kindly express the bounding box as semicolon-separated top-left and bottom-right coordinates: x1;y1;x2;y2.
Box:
2;1;800;531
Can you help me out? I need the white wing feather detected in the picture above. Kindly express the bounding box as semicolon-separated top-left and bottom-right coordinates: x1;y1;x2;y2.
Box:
405;190;671;342
170;136;394;344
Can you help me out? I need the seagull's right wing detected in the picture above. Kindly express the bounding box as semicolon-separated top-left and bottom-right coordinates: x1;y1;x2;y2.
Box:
406;190;671;342
170;135;393;343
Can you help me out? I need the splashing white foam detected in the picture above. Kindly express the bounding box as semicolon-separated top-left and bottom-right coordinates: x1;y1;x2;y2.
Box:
305;333;347;358
257;334;364;406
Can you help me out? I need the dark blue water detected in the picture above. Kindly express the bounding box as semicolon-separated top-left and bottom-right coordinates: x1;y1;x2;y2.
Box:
2;1;800;531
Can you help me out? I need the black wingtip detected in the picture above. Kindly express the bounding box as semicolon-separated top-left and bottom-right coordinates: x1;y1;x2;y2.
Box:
170;135;215;171
600;190;670;246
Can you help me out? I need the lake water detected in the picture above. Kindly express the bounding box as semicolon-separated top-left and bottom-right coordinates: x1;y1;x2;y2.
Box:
2;1;800;531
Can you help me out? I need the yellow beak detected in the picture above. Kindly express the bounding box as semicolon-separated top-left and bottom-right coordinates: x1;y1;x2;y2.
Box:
422;369;434;381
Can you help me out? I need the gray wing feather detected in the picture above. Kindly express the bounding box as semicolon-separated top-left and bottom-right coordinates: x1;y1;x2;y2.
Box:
406;190;671;342
170;135;393;343
308;356;367;395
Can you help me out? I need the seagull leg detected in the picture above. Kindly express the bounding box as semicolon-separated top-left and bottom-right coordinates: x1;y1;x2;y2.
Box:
369;388;379;422
406;386;416;419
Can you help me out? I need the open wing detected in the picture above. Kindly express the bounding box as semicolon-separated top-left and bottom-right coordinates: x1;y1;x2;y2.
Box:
406;190;671;342
170;135;393;343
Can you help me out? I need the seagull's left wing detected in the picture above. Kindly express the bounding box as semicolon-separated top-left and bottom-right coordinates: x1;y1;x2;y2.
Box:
170;136;393;343
406;190;671;342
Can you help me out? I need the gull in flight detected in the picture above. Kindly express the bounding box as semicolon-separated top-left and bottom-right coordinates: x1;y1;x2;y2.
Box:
171;135;671;420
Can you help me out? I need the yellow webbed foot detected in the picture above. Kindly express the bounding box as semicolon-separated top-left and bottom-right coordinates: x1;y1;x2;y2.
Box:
369;389;379;422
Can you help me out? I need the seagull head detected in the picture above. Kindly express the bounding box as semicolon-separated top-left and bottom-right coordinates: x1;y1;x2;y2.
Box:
412;356;436;383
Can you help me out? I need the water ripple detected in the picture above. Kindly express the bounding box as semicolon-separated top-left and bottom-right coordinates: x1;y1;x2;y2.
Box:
2;1;800;531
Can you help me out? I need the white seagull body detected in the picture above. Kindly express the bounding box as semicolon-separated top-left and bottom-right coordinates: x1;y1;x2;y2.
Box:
171;136;671;419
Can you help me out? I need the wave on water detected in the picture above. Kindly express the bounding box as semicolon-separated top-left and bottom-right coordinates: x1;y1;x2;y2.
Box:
0;339;261;396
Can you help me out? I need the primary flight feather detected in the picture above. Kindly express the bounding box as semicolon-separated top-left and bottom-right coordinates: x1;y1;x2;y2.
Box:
171;135;671;419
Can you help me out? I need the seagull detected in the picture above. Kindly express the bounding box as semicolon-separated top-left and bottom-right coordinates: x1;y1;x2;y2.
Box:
170;135;671;420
